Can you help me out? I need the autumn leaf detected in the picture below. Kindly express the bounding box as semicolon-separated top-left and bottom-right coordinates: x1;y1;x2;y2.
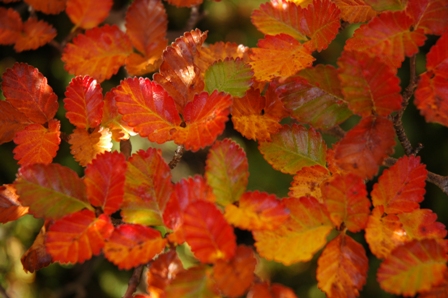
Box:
121;148;173;226
0;184;28;223
164;265;220;298
14;163;92;220
1;62;58;124
364;0;407;11
14;18;57;52
406;0;448;35
103;223;167;270
317;233;368;297
66;0;112;29
247;282;298;298
371;155;427;214
13;119;61;166
146;250;185;297
205;138;248;206
332;0;377;23
0;7;22;45
84;151;127;215
377;239;447;296
289;165;330;203
23;0;66;14
195;41;249;75
419;270;448;298
164;0;203;7
0;101;31;145
398;209;447;241
259;124;327;174
224;191;289;231
68;127;112;167
253;196;333;265
250;34;315;82
45;210;114;264
183;200;236;263
62;25;133;82
333;116;395;179
21;223;53;273
101;89;136;141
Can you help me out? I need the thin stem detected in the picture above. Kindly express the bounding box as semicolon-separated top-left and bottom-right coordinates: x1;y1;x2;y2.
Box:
122;265;144;298
185;5;202;31
169;145;184;169
120;139;132;160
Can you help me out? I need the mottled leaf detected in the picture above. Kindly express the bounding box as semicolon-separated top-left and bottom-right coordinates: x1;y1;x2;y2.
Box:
68;127;112;167
289;165;330;203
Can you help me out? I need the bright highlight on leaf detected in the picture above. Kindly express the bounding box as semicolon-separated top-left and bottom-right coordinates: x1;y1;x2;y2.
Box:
195;41;249;75
66;0;113;29
68;127;112;167
0;184;28;223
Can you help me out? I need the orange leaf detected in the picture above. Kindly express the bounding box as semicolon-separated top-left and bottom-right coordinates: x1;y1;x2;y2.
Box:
153;29;207;112
173;91;232;152
183;200;236;263
45;210;114;264
125;52;164;76
332;0;377;23
419;270;448;298
364;0;407;10
164;265;219;298
195;41;249;75
253;196;333;265
377;239;447;296
164;0;203;7
21;223;53;273
321;173;370;232
0;184;28;223
0;7;22;45
333;116;395;179
406;0;448;35
114;77;181;144
371;155;427;214
205;138;248;206
64;75;104;129
212;245;257;298
146;250;185;297
0;101;31;145
317;233;368;297
247;282;298;298
14;18;57;52
398;209;447;241
103;223;167;270
250;34;315;82
13;119;61;166
225;191;289;231
68;126;112;167
62;25;133;82
121;148;173;226
2;62;59;124
101;89;135;141
23;0;66;14
66;0;112;29
289;165;330;203
84;151;127;215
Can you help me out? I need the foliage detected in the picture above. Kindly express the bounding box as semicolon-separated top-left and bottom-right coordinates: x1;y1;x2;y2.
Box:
1;0;448;297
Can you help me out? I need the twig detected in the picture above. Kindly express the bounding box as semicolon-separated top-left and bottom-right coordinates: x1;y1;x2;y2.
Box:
0;283;10;298
122;265;144;298
185;5;203;31
120;139;132;160
168;145;184;169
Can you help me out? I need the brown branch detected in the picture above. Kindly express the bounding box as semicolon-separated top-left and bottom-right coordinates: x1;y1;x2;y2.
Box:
185;5;203;31
169;145;184;169
120;139;132;160
122;265;144;298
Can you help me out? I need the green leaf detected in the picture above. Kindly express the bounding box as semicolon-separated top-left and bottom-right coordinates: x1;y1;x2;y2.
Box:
204;58;253;97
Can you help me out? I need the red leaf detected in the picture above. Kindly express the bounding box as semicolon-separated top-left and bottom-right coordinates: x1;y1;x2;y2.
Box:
1;62;58;124
64;76;104;129
21;223;53;273
0;184;28;223
14;18;57;52
103;223;167;270
114;77;181;143
247;282;298;298
84;151;127;215
0;101;32;145
164;0;203;7
371;155;427;214
66;0;113;29
0;7;22;45
406;0;448;35
332;0;377;23
23;0;66;14
13;119;61;166
46;210;113;264
183;200;236;263
146;250;185;297
398;209;447;240
334;116;395;179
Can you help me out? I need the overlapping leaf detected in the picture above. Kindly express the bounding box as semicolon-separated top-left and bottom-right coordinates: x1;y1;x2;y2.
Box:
398;209;447;240
250;34;315;82
195;41;249;75
45;210;114;264
364;0;407;11
247;282;298;298
338;50;402;117
0;101;31;144
225;191;289;231
103;223;167;270
0;7;22;45
84;151;127;215
0;184;28;223
377;239;447;296
289;165;330;203
317;234;368;297
21;223;53;273
14;163;91;220
14;18;57;52
101;89;136;141
183;200;236;263
253;196;333;265
371;155;427;214
333;116;395;179
24;0;66;14
332;0;377;23
164;266;219;298
146;250;185;297
121;148;172;226
62;25;133;82
68;127;112;167
66;0;112;29
419;271;448;297
406;0;448;35
259;124;327;174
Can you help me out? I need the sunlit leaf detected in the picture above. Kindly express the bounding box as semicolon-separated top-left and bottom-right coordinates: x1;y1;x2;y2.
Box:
225;191;289;231
317;233;368;297
195;41;249;75
253;196;333;265
406;0;448;35
121;148;173;226
23;0;66;14
64;75;104;129
398;209;447;240
164;0;203;7
289;165;330;203
84;151;127;215
0;184;28;223
68;127;112;167
14;163;92;220
62;25;133;82
259;124;327;174
66;0;112;29
0;7;22;45
212;245;257;298
46;210;114;264
205;138;248;206
104;223;167;270
250;34;315;82
13;119;61;166
183;200;236;263
371;155;427;214
333;0;377;23
14;18;57;52
146;250;185;297
1;62;59;124
377;239;447;296
321;173;370;232
247;282;298;298
21;223;53;273
164;265;219;298
153;29;207;112
333;116;395;179
101;89;136;141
